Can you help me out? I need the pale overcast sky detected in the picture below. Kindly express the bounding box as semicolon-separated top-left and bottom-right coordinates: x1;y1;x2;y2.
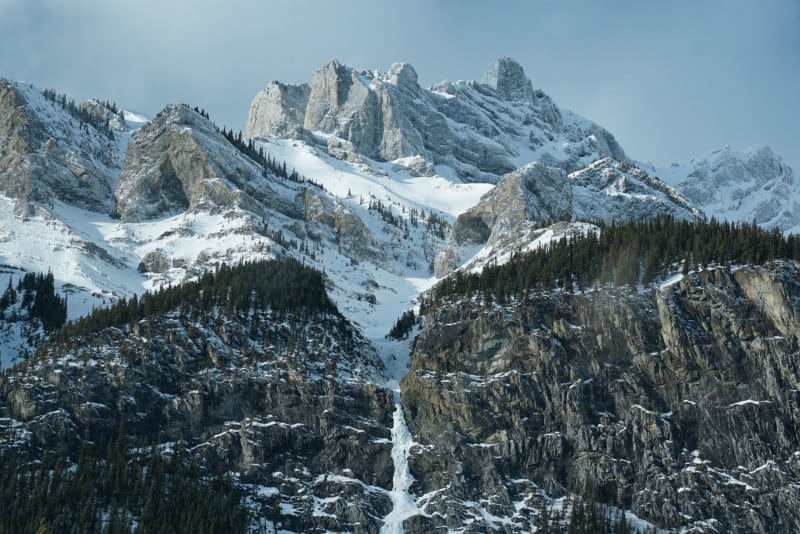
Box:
1;0;798;172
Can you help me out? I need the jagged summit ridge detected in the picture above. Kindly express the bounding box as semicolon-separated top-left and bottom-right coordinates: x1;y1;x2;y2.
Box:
245;58;626;182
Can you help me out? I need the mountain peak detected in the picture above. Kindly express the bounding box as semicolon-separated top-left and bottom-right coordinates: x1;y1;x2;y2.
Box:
318;58;351;77
386;62;418;87
481;57;536;104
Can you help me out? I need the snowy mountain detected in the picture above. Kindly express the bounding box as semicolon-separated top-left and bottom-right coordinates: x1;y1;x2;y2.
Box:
0;86;483;369
1;57;800;532
651;145;800;234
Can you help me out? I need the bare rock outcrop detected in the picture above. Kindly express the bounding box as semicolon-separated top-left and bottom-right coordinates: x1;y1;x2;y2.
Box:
114;105;242;221
452;162;572;246
245;58;626;183
402;260;800;531
244;81;310;139
114;104;300;222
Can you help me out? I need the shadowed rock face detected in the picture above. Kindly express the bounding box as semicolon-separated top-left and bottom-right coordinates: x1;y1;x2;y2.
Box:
244;58;626;183
0;79;119;212
401;260;800;532
0;302;395;533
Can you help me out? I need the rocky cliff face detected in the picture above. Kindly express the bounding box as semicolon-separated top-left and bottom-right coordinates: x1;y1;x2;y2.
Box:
450;162;572;247
0;299;396;533
114;104;303;222
245;58;626;182
0;79;121;213
481;57;538;104
400;261;800;532
244;81;310;139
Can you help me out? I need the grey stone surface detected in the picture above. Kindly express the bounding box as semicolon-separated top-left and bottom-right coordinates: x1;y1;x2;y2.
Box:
403;260;800;532
481;57;537;104
114;104;301;222
244;81;310;139
245;58;627;183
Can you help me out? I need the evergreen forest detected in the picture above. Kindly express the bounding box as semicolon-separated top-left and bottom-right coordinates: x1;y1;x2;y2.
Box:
424;216;800;308
54;258;338;344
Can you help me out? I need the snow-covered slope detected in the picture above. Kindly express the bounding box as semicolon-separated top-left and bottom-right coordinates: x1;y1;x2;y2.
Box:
0;69;797;374
569;157;701;223
247;58;799;238
0;79;127;212
1;67;800;532
651;145;800;233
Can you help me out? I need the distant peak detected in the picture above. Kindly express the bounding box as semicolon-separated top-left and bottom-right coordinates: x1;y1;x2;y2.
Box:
703;144;779;164
481;57;536;104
